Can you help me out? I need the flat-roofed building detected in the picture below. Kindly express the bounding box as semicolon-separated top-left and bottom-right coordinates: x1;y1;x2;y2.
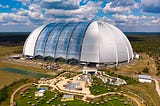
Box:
138;75;152;83
83;67;97;74
61;94;74;101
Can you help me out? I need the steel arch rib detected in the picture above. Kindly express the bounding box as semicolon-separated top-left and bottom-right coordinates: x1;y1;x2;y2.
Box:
54;23;69;59
43;23;58;57
33;25;47;56
66;22;80;60
79;22;92;62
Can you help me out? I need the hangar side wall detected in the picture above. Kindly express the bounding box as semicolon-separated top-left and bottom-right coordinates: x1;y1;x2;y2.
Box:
23;25;46;56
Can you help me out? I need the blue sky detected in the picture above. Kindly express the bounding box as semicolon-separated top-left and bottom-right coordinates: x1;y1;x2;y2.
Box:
0;0;160;32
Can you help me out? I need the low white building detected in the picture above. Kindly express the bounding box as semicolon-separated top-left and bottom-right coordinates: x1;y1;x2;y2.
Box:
83;67;97;74
35;91;44;97
138;75;152;83
61;94;74;101
134;52;140;59
10;54;22;59
35;88;46;97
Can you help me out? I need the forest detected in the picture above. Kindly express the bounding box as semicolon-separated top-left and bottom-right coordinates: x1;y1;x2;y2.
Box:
127;33;160;75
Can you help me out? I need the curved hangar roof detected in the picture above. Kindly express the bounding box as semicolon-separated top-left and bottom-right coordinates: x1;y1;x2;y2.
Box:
23;21;133;64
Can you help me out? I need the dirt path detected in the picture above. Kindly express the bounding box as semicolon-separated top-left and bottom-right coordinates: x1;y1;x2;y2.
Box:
82;92;144;106
37;73;145;106
10;83;31;106
54;77;144;106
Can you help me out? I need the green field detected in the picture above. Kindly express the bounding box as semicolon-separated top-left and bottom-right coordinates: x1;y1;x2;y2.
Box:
0;79;31;106
0;67;52;78
90;85;116;95
16;86;133;106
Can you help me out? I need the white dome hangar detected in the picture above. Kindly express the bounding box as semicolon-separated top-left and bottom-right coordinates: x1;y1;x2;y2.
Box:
23;21;133;65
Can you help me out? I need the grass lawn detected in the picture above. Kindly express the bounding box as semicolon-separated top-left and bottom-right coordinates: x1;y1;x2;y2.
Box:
0;67;52;78
0;79;32;106
121;82;160;106
90;84;115;95
104;53;157;78
0;61;58;75
0;61;57;92
0;46;22;59
0;71;30;89
16;86;133;106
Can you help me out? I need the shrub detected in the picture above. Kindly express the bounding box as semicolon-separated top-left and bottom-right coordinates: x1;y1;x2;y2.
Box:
142;67;149;73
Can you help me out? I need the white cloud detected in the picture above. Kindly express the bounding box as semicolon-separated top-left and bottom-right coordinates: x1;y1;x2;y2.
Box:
150;16;157;20
41;0;80;10
103;3;131;13
112;14;140;26
2;22;17;26
28;11;43;19
0;0;101;27
0;4;9;8
151;18;160;24
113;14;139;21
97;16;115;25
29;4;40;11
80;0;89;4
44;1;101;22
17;0;31;6
141;0;160;13
11;8;17;11
112;14;160;27
0;13;29;26
103;0;139;14
17;9;29;16
140;15;147;19
1;0;160;32
111;0;135;7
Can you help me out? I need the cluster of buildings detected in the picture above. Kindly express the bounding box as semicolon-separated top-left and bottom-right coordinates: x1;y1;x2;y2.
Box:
97;72;127;86
40;63;60;70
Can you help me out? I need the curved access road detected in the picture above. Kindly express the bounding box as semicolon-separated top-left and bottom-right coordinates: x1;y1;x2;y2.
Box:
152;78;160;97
10;83;32;106
82;92;144;106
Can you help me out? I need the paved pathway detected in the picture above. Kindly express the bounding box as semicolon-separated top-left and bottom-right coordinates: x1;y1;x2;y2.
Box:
152;78;160;97
45;77;143;106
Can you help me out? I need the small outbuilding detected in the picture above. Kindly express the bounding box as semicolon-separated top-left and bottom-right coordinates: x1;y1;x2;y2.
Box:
134;52;140;59
35;91;44;97
10;54;22;59
83;67;97;74
138;75;152;83
61;94;74;101
35;88;46;97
